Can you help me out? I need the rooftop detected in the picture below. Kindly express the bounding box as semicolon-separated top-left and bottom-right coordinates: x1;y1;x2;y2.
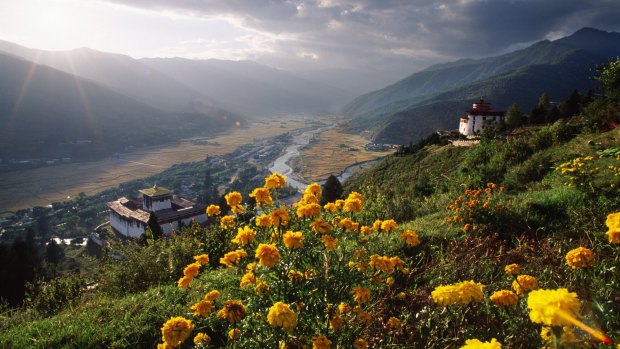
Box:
139;185;173;198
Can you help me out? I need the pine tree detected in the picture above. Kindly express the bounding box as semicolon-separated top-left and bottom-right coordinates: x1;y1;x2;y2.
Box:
320;175;343;205
505;103;524;129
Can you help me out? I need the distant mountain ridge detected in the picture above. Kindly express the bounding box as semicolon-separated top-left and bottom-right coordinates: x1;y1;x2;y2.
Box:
0;52;235;164
342;27;620;144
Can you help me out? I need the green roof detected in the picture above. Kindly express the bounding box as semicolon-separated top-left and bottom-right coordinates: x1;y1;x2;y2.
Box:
139;186;172;197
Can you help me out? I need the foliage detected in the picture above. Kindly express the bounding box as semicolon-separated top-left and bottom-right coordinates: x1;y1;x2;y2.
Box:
25;273;86;317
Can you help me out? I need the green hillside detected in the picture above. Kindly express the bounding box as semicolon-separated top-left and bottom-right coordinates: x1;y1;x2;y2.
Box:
342;27;620;144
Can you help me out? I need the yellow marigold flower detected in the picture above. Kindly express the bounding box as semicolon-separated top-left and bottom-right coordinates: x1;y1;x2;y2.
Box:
305;269;316;279
219;249;248;268
305;183;321;197
400;229;420;246
606;212;620;243
249;187;273;205
338;303;351;313
255;244;280;267
255;214;273;227
240;271;257;287
232;226;256;246
191;300;214;317
431;280;484;306
512;275;538;295
463;223;471;232
334;199;345;210
288;269;304;283
390;256;404;270
300;192;319;205
217;300;246;324
565;246;595;269
296;203;321;218
310;218;332;234
183;262;201;278
177;276;191;288
360;225;372;235
267;302;297;332
504;263;521;276
356;310;372;325
220;215;235;229
206;204;221;216
347;191;364;203
225;191;242;207
387;316;401;329
204;290;220;301
283;231;304;249
265;172;286;189
322;234;338;250
324;202;338;212
372;219;382;231
460;338;502;349
157;343;173;349
194;254;210;265
270;206;290;227
540;326;552;343
353;338;368;349
231;204;245;215
386;277;395;286
380;219;398;232
255;280;270;295
527;288;581;326
338;217;356;231
343;198;362;213
352;286;371;304
312;335;332;349
489;290;519;307
228;328;241;341
194;332;211;346
161;316;194;347
329;313;345;331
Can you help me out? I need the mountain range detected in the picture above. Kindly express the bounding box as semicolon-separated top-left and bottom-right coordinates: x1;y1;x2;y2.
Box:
342;27;620;144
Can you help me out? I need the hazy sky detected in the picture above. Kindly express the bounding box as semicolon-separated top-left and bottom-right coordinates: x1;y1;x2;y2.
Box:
2;0;619;77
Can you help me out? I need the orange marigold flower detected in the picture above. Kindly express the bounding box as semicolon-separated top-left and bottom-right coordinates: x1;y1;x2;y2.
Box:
606;212;620;243
219;249;248;268
360;226;372;235
267;302;297;332
400;229;420;246
324;202;338;212
380;219;398;232
565;247;595;269
228;328;241;341
296;203;321;218
249;187;273;205
329;313;345;331
232;226;256;246
191;300;214;317
183;262;201;278
322;234;338;250
161;316;194;347
231;204;245;215
270;206;290;227
217;300;246;324
220;215;235;229
240;271;257;287
504;263;521;276
193;332;211;346
310;218;332;234
343;198;362;213
338;217;357;231
352;286;371;304
177;276;191;288
463;223;471;232
225;191;243;207
312;335;332;349
265;172;286;189
206;204;221;216
489;290;519;307
288;269;304;283
353;338;368;349
255;214;273;227
194;254;210;265
255;244;280;267
386;316;401;329
283;231;304;249
512;275;539;295
338;303;351;313
305;183;322;197
372;219;382;231
204;290;220;301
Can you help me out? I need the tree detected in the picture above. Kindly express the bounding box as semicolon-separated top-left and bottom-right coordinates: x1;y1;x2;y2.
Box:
198;168;218;205
505;103;524;129
320;175;343;205
560;89;582;118
596;57;620;102
45;239;64;265
141;212;163;245
528;104;546;124
546;105;561;123
538;92;550;109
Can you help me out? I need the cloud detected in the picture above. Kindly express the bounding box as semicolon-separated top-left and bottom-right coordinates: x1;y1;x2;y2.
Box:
102;0;620;74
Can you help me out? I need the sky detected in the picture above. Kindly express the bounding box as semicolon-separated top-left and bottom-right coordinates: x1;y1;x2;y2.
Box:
1;0;620;80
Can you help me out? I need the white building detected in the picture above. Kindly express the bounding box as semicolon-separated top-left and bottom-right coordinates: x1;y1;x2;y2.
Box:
459;99;504;137
107;186;208;239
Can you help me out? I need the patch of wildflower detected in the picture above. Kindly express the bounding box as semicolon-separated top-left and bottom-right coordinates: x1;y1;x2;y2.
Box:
556;155;599;188
431;280;484;306
444;183;514;236
565;246;595;269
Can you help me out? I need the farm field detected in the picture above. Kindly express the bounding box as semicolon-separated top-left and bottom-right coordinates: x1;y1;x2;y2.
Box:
0;117;309;213
295;125;388;182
